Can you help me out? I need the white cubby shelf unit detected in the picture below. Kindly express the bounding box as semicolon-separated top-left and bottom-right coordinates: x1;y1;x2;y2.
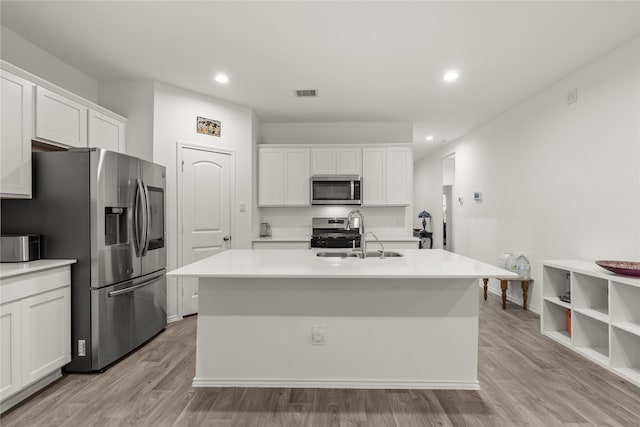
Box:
542;260;640;388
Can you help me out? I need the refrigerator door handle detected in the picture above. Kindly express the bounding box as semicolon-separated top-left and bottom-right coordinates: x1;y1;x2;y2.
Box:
134;178;147;257
108;274;162;297
142;180;151;256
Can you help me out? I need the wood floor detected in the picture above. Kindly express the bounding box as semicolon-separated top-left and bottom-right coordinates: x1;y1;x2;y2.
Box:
2;291;640;427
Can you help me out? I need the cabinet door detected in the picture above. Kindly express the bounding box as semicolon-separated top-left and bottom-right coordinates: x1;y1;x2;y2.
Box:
258;148;285;206
35;86;87;147
311;148;336;175
1;70;34;199
362;148;386;205
386;147;411;205
336;148;362;175
21;287;71;387
88;109;125;152
0;301;22;400
284;148;310;205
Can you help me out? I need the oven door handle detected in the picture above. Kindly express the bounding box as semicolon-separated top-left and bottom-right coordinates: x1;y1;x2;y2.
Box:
108;275;161;297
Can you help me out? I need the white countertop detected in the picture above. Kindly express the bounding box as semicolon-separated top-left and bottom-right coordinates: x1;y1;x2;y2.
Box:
0;259;77;279
252;236;310;242
168;249;515;279
251;235;419;242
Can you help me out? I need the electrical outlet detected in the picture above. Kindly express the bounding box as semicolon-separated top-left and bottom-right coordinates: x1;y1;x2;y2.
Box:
566;89;578;105
78;339;86;356
311;324;325;346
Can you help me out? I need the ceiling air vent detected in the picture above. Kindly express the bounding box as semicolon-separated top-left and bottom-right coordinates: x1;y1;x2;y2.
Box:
295;89;318;98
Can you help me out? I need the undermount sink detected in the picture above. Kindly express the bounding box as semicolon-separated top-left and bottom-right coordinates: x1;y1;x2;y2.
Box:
316;251;404;258
316;251;359;258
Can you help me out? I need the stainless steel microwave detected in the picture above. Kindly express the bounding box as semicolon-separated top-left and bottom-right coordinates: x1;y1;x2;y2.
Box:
311;175;361;205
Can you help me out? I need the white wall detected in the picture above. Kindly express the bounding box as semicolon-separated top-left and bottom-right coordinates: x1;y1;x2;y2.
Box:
153;82;256;320
98;81;155;161
260;122;412;145
259;122;416;236
0;26;99;102
260;206;410;237
413;36;640;313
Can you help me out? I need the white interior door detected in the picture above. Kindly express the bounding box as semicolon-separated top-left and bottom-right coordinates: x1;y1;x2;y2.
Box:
180;147;232;316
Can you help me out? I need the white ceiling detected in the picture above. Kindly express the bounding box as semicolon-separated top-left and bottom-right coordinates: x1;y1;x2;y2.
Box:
2;1;639;159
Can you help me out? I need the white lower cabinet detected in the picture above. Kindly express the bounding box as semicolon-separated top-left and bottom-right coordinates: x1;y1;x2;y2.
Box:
542;260;640;388
0;301;21;400
21;287;70;387
0;264;72;412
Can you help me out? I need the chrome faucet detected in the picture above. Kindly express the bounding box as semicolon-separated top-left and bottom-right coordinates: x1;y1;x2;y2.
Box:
347;209;366;257
365;231;385;259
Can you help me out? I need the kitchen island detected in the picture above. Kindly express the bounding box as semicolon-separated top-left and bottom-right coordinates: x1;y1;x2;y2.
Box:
168;249;515;389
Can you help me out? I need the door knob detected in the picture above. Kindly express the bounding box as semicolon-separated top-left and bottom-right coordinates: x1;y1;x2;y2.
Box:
223;236;231;241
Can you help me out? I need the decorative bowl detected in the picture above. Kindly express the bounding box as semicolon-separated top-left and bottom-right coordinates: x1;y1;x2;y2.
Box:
595;260;640;277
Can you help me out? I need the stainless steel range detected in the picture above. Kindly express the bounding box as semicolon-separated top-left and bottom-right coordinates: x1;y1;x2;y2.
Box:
310;217;361;248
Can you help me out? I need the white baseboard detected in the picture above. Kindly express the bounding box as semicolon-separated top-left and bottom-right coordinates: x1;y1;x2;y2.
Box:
192;377;480;390
483;285;541;315
1;369;62;414
167;315;182;323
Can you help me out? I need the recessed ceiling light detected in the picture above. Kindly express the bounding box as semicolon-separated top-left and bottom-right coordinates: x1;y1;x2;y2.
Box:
425;135;434;141
443;70;459;82
214;74;229;84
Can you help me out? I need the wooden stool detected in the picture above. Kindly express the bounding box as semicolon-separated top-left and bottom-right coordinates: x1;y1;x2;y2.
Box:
482;277;532;310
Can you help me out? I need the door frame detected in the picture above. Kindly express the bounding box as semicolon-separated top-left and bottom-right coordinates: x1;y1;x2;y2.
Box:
176;141;236;319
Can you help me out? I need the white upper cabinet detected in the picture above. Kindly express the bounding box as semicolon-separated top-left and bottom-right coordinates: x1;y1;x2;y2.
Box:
35;86;88;148
311;148;336;175
258;148;285;205
362;147;386;205
385;147;412;205
311;147;362;175
284;148;310;205
88;109;125;152
336;148;362;175
1;70;33;199
363;146;412;206
259;147;311;206
259;144;409;207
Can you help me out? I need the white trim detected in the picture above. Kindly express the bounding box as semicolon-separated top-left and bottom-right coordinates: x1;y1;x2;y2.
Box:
175;141;236;319
1;60;126;122
166;315;182;324
482;283;541;315
192;377;480;390
0;369;62;414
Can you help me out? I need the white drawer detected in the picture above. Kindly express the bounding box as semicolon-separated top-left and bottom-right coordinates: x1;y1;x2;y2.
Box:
0;267;70;304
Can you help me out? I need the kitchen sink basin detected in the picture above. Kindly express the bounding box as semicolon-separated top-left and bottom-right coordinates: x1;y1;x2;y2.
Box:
316;251;359;258
316;251;404;258
363;251;404;258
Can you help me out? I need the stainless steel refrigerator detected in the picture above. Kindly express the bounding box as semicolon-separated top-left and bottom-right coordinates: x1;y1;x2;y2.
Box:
1;148;167;372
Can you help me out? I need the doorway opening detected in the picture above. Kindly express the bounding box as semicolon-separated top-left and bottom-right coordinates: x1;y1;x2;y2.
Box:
442;154;455;252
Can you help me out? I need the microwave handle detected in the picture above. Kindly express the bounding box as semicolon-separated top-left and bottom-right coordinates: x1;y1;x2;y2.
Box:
351;181;355;200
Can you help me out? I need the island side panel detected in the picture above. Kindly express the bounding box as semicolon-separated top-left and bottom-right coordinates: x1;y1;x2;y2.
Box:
194;277;480;389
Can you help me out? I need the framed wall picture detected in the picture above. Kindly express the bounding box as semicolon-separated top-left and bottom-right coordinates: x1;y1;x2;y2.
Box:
197;116;221;137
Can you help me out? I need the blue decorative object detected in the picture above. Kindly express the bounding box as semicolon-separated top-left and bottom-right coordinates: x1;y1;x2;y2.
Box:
418;210;431;231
